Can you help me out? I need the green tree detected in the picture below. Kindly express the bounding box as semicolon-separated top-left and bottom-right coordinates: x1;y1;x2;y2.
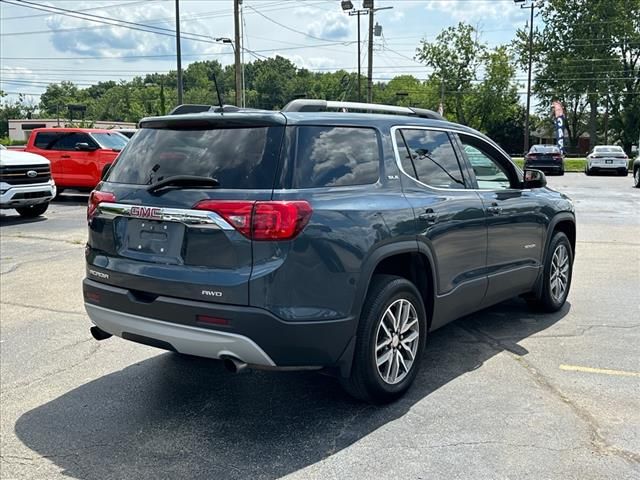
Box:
416;23;486;124
515;0;640;152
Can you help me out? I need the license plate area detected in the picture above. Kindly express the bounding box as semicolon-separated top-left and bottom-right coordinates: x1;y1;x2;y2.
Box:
118;218;185;264
605;159;613;164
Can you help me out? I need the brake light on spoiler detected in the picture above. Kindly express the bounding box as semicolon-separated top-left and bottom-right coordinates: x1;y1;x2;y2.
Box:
194;200;312;241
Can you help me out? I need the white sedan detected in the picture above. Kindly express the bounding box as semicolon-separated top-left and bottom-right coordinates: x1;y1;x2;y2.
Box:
585;145;629;176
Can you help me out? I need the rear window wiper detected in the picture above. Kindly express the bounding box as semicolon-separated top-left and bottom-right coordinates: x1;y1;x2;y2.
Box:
147;175;220;193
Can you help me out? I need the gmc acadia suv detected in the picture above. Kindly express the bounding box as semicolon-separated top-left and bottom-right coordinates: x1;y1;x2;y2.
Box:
83;100;576;403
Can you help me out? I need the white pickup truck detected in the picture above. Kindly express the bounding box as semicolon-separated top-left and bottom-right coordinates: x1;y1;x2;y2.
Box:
0;144;56;218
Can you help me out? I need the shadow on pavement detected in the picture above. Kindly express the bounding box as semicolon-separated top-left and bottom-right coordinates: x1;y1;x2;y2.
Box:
52;191;90;205
0;212;48;226
15;298;570;480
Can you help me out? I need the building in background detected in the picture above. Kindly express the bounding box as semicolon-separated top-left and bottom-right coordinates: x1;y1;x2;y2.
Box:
7;119;136;142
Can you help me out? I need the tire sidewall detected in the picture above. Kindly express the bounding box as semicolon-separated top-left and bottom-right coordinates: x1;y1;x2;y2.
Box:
359;278;427;399
543;233;573;310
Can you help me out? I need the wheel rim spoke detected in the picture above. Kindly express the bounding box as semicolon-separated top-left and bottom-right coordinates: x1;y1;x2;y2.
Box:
375;298;420;385
550;244;570;301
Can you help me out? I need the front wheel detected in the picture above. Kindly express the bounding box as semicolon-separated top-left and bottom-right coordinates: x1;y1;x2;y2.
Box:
634;168;640;188
16;202;49;218
341;275;427;404
527;232;573;312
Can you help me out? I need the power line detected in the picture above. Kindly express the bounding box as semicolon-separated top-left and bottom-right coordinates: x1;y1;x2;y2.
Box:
0;0;152;20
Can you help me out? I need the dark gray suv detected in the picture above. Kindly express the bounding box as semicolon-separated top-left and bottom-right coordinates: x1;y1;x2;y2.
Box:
83;100;576;403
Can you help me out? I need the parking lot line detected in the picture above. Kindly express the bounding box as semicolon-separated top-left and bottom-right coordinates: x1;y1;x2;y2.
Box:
559;364;640;378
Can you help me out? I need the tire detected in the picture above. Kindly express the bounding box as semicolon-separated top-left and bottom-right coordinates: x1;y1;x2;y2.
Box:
341;275;427;404
15;202;49;218
619;169;628;177
527;232;573;313
559;168;565;176
585;167;591;176
634;168;640;188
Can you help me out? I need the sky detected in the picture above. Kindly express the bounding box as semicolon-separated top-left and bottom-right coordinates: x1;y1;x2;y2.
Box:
0;0;539;105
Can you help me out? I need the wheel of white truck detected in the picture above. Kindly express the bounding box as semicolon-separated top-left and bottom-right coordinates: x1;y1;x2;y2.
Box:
16;202;49;218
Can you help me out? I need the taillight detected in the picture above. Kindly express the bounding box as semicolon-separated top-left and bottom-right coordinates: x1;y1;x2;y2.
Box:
87;190;116;221
193;200;312;241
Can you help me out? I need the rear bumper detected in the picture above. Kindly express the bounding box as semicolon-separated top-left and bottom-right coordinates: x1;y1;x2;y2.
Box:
83;278;356;368
588;163;627;172
86;302;276;366
0;180;56;208
524;163;563;172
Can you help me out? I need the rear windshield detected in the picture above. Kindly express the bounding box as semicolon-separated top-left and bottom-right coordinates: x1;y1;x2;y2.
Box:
594;146;623;153
106;127;284;189
92;132;128;151
531;145;560;153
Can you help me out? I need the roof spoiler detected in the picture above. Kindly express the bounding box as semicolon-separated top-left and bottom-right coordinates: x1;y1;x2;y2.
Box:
281;99;445;121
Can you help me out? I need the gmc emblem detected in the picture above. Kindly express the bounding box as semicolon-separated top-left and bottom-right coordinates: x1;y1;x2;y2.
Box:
130;206;162;219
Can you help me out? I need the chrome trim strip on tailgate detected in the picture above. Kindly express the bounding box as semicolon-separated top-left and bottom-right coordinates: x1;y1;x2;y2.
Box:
96;202;234;230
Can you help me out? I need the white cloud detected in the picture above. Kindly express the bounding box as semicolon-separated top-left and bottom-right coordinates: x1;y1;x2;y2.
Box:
282;54;337;71
45;2;223;59
307;11;352;40
425;0;522;24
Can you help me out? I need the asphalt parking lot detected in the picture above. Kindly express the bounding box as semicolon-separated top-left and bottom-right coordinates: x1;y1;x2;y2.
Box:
1;174;639;480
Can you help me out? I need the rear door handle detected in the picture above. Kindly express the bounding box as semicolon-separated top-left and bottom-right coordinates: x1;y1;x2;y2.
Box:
418;208;437;224
487;202;503;215
61;155;71;159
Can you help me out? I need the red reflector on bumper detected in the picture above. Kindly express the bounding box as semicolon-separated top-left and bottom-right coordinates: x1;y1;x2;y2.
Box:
196;315;229;326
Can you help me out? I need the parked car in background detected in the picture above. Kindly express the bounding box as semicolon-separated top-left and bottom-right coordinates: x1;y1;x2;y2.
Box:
83;100;576;403
633;156;640;188
585;145;629;176
0;144;56;217
20;128;128;192
524;145;564;175
115;128;137;139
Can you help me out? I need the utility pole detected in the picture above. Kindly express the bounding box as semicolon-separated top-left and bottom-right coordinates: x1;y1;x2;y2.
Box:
343;2;368;102
524;2;534;153
357;11;362;101
364;1;392;103
367;6;374;103
175;0;183;105
514;0;535;153
233;0;242;107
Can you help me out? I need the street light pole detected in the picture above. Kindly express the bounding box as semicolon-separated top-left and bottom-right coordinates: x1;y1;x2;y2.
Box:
175;0;183;105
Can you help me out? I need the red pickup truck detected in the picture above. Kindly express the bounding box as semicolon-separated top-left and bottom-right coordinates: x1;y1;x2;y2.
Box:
21;128;128;191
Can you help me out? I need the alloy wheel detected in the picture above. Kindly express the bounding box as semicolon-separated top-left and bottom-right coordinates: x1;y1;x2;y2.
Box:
550;244;570;302
374;298;420;385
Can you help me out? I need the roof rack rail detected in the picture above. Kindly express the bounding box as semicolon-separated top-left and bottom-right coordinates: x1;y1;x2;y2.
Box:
169;104;242;115
281;99;444;121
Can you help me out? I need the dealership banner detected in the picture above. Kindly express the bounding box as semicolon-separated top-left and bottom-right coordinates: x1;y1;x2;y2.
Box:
552;101;566;152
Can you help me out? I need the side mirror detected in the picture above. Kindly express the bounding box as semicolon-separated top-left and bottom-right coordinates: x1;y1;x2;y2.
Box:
75;142;97;151
523;169;547;189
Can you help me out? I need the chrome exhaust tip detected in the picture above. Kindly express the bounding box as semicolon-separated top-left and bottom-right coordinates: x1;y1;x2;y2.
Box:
222;356;248;373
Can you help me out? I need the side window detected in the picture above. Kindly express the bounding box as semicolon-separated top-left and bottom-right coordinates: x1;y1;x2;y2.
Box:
51;133;95;151
459;136;512;190
292;126;379;188
395;128;465;189
34;132;62;150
